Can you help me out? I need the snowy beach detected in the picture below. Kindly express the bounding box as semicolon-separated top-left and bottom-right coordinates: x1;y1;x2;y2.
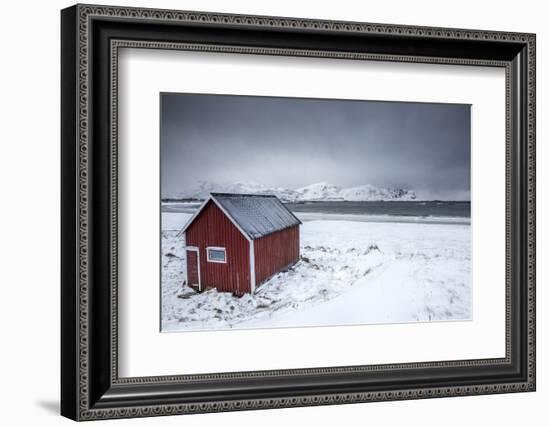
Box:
161;204;471;332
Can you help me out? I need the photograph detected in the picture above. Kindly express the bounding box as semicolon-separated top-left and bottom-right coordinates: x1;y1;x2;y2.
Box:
160;93;472;332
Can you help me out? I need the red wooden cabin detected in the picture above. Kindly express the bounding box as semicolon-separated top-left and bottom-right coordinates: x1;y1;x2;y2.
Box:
180;193;301;295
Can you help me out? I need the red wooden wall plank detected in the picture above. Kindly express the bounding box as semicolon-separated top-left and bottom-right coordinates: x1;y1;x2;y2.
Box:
254;225;300;286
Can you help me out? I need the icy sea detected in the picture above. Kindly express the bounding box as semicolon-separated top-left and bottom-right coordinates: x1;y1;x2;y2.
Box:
161;201;472;332
163;200;470;224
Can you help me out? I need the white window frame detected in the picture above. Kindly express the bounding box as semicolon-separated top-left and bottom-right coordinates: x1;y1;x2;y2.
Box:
206;246;227;264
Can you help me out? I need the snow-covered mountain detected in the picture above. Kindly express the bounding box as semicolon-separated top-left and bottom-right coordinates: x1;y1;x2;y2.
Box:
340;184;417;201
165;181;418;202
167;181;300;202
295;182;344;201
293;182;417;202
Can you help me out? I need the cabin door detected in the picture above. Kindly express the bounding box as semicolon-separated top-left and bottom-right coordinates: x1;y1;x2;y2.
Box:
186;247;201;291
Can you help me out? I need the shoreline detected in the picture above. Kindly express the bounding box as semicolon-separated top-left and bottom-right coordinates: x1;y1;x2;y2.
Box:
161;209;471;228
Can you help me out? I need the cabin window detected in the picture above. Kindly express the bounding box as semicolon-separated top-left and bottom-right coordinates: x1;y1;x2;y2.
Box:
206;247;226;263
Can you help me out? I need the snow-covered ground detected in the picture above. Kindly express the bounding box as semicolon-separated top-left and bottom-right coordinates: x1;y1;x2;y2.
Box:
161;210;471;332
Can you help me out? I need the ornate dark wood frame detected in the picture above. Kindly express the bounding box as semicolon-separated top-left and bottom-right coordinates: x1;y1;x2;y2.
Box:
61;3;536;421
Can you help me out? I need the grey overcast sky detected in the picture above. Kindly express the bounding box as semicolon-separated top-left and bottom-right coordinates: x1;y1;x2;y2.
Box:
161;93;470;197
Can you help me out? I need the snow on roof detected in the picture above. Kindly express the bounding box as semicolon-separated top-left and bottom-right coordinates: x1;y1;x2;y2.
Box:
211;193;301;240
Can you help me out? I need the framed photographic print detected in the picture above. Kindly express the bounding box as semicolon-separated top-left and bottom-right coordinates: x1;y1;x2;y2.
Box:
61;3;536;421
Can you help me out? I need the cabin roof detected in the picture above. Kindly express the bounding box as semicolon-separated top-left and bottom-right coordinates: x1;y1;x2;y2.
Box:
180;193;302;240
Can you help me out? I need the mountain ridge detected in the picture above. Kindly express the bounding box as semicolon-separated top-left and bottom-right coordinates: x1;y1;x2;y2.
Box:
164;180;423;202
